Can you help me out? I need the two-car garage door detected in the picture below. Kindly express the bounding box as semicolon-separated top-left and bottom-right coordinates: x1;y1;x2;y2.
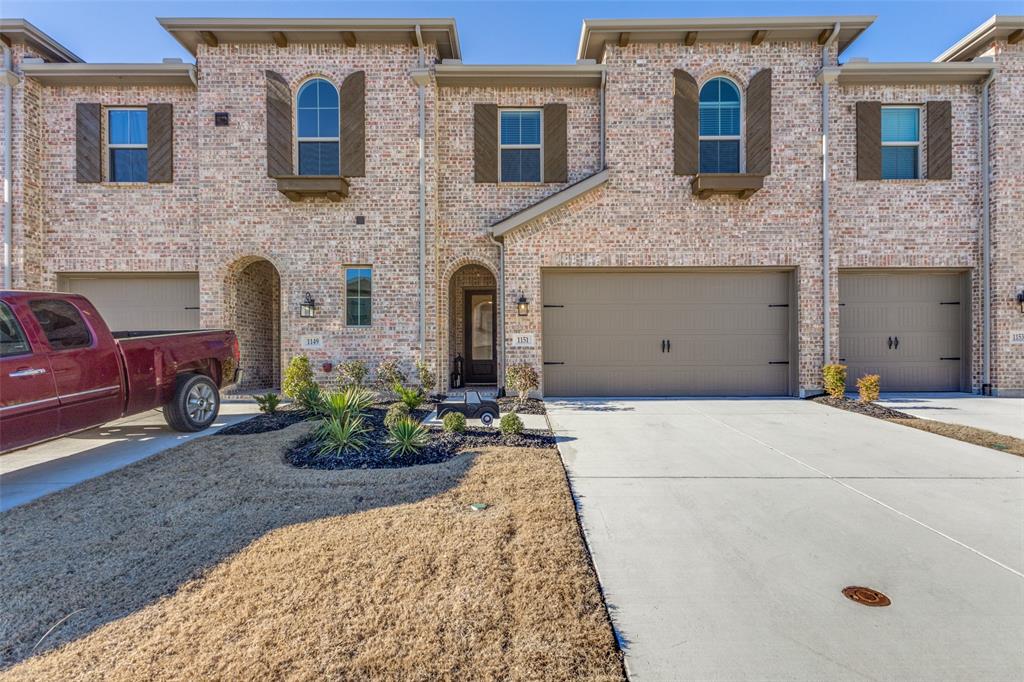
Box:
57;274;200;333
542;270;793;397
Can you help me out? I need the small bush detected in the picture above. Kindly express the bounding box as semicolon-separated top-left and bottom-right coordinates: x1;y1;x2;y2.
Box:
388;418;430;458
321;386;374;422
254;392;281;415
416;359;437;393
499;412;524;436
506;364;540;407
315;415;369;457
283;355;317;399
337;359;369;388
856;374;881;403
295;384;324;416
442;411;466;433
384;402;411;430
394;382;426;410
822;363;848;399
374;359;406;395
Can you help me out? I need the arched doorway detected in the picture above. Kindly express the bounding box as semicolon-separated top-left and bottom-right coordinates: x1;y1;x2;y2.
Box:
447;263;497;388
225;257;281;390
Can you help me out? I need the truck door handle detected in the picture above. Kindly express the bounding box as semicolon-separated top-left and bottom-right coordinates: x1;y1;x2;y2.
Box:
887;336;893;349
9;368;47;377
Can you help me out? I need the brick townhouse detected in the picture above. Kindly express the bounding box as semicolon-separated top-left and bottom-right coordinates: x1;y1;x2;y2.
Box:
1;14;1021;396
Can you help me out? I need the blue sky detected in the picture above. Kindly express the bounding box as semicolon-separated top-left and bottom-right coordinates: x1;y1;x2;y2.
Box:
4;1;1019;64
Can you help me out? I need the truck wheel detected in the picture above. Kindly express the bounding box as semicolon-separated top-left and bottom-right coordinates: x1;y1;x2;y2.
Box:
479;411;495;427
165;374;220;432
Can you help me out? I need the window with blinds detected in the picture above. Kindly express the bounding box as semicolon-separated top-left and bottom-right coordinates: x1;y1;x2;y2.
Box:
699;77;741;173
499;109;542;182
881;106;921;179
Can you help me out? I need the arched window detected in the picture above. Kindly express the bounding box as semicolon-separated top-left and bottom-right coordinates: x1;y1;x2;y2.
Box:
296;78;339;175
699;77;741;173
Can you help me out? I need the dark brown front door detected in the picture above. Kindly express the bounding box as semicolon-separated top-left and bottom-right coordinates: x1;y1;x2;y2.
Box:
464;289;496;384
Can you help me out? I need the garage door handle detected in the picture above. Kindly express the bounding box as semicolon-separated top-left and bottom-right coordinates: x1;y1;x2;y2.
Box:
661;339;665;353
887;336;893;349
666;339;671;353
894;336;899;350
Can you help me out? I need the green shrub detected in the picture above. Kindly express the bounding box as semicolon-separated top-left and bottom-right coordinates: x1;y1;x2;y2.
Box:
499;412;524;436
295;384;324;416
442;411;467;433
856;374;881;403
506;363;540;407
254;392;281;415
388;418;430;458
384;402;411;430
415;359;437;393
282;355;316;399
315;415;369;457
374;359;406;395
321;386;374;422
822;363;848;399
394;382;426;410
337;359;369;388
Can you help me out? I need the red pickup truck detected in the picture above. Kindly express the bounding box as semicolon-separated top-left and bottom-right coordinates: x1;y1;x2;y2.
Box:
1;290;240;453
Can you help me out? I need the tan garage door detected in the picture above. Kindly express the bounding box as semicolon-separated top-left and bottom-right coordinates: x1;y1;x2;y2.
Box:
839;272;964;392
57;274;200;332
542;270;792;397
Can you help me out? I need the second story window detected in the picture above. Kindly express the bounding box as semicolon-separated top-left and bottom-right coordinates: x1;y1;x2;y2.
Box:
699;77;741;174
297;78;340;175
499;109;542;182
108;108;148;182
881;106;921;179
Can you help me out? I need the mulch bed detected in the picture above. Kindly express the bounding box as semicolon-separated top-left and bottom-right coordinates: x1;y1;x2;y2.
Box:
216;409;308;435
810;395;917;420
498;397;547;415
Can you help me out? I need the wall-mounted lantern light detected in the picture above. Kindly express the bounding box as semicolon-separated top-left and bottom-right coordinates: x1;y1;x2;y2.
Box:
299;292;317;318
1016;290;1024;314
516;294;529;316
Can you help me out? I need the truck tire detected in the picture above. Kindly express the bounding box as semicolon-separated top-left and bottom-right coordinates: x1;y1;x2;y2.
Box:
164;373;220;432
478;410;496;427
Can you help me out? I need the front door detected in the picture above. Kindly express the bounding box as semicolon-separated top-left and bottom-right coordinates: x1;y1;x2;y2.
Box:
464;289;496;384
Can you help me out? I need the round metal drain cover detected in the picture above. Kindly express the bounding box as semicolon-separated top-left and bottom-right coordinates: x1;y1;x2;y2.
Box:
842;586;891;607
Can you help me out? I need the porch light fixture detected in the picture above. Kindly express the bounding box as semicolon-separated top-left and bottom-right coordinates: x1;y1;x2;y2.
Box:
299;292;317;318
516;294;529;316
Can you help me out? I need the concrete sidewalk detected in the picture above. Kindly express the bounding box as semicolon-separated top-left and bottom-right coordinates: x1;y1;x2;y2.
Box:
874;392;1023;438
0;398;260;512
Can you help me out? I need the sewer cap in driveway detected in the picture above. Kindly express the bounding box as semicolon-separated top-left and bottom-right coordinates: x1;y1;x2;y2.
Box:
842;586;891;607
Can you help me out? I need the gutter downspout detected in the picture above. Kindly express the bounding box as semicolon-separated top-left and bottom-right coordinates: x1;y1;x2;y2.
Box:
488;232;505;393
1;42;14;289
414;25;427;355
820;22;840;379
981;67;996;394
599;69;606;168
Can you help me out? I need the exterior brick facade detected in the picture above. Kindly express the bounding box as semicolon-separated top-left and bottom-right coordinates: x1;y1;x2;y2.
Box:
2;16;1021;396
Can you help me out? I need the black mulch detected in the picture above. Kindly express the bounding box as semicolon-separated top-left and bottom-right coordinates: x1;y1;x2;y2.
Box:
284;404;556;470
497;397;546;415
216;409;308;435
810;395;917;420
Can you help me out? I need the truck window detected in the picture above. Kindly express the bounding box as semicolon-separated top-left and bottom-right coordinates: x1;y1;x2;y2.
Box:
28;299;93;350
0;302;32;357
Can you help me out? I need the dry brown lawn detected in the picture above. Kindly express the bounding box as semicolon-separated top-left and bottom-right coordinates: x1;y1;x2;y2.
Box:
888;419;1024;457
0;422;623;681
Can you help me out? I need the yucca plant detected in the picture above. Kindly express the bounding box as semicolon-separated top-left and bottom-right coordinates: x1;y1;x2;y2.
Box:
316;415;369;457
295;384;325;416
388;418;430;458
393;382;426;410
254;392;281;415
321;386;374;422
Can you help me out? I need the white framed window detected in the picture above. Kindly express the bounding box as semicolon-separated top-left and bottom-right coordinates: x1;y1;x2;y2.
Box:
345;267;372;327
499;109;542;182
107;108;148;182
881;106;922;179
698;77;742;173
297;78;340;175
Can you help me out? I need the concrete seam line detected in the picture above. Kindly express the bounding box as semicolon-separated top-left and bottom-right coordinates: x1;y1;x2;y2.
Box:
690;406;1024;580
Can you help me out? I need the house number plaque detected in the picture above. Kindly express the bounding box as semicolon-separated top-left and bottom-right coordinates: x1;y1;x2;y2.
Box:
509;333;535;348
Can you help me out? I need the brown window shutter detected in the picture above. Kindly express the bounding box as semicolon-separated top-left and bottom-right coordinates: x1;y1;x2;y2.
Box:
474;103;498;183
339;70;366;177
673;69;698;176
745;69;772;176
543;103;568;183
926;100;952;180
147;103;173;183
856;101;881;180
75;103;102;183
265;70;292;177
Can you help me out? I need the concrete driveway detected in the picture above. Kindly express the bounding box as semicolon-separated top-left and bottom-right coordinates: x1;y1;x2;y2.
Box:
546;398;1024;681
874;392;1024;438
0;398;260;512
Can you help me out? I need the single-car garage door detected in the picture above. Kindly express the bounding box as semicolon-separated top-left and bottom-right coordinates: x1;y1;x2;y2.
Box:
542;270;793;397
839;271;966;392
57;273;200;332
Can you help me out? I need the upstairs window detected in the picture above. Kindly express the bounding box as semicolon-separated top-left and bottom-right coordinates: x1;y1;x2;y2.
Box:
499;109;542;182
297;78;340;175
698;77;741;173
108;108;148;182
345;267;372;327
881;106;921;179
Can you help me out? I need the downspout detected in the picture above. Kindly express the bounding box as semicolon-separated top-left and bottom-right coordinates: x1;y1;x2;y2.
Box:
981;67;996;394
488;232;505;393
1;42;14;289
599;69;606;168
414;25;427;354
820;22;840;376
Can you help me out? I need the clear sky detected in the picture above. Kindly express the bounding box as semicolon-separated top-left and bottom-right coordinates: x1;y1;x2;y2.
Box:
3;1;1019;64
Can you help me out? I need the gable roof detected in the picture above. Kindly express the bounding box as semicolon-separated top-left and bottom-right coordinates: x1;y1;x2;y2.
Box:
934;15;1024;62
0;18;82;63
492;170;608;238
